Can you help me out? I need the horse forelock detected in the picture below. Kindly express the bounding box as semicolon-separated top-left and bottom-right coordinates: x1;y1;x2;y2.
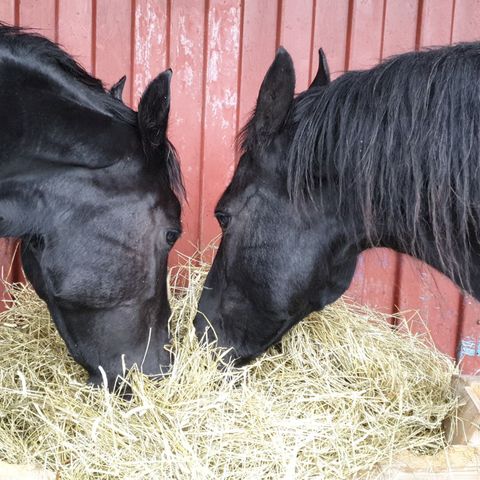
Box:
287;42;480;290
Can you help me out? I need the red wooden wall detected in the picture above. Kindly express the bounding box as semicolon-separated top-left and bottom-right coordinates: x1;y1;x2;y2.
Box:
1;0;480;372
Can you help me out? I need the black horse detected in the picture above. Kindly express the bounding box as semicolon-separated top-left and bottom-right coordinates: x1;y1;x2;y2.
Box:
196;43;480;365
0;25;184;389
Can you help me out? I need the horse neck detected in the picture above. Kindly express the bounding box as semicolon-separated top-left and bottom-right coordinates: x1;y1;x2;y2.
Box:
373;221;469;288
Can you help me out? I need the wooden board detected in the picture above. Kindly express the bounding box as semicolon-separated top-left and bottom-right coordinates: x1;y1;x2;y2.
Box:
0;462;55;480
379;374;480;478
445;375;480;447
379;446;480;479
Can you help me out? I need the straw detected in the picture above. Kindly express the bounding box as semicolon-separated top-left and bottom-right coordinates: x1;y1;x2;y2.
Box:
0;251;458;479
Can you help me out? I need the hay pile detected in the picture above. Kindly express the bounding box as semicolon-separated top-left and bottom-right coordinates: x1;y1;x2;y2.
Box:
0;254;458;479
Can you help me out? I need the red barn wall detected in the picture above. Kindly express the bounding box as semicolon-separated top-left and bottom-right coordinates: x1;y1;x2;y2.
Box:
1;0;480;372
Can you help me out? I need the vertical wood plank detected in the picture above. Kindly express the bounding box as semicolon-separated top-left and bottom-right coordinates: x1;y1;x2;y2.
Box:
418;0;455;47
236;0;278;131
132;0;168;107
0;1;15;24
0;241;22;298
397;259;462;358
57;0;93;72
94;0;132;102
169;0;206;259
347;248;400;315
199;0;241;248
278;0;314;91
347;0;384;70
451;0;480;43
311;0;350;82
382;0;418;56
18;0;56;38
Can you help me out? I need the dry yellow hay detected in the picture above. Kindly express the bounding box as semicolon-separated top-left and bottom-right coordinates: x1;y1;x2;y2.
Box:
0;253;458;479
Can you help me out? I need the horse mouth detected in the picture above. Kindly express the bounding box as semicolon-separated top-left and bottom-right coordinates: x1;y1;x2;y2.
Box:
225;315;303;367
232;355;256;367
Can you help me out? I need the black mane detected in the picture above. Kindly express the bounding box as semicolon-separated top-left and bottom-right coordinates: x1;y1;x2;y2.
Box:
287;42;480;288
0;24;184;199
0;24;136;125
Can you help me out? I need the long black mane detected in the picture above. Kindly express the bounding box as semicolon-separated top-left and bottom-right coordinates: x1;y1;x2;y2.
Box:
0;24;184;198
287;43;480;288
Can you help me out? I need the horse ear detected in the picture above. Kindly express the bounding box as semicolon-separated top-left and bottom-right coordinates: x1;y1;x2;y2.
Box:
110;75;127;100
253;47;295;145
309;48;330;89
138;69;172;154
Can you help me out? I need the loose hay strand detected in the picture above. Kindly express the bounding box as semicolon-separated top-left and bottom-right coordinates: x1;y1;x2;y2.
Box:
0;253;458;479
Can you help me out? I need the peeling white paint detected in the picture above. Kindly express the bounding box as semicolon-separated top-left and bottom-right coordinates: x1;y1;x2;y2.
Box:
210;14;221;48
208;88;237;121
208;50;220;82
178;16;194;57
134;1;165;101
182;64;194;87
205;4;241;132
206;6;240;83
174;116;185;127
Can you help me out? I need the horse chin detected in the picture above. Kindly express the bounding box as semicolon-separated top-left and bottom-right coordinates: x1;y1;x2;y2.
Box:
223;314;304;368
232;355;256;368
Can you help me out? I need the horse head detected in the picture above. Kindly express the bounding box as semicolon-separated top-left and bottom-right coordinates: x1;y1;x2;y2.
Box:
0;27;184;390
194;48;358;364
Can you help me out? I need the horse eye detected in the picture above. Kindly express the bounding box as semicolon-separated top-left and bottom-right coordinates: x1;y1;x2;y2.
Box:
215;211;231;230
166;230;180;246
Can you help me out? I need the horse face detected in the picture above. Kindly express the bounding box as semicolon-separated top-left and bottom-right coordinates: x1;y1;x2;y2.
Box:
195;49;358;364
19;71;183;389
